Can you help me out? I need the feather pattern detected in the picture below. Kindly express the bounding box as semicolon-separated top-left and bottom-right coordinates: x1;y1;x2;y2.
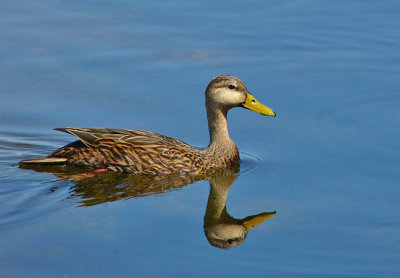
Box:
50;128;210;174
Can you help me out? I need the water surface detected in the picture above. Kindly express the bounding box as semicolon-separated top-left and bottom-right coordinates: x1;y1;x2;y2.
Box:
1;1;399;277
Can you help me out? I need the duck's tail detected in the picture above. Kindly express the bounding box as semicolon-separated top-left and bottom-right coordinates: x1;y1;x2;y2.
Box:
20;157;67;164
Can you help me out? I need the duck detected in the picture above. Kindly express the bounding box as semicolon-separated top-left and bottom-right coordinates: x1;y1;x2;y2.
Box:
21;75;276;175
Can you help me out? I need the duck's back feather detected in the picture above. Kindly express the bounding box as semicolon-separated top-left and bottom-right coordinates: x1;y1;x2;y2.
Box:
50;128;204;174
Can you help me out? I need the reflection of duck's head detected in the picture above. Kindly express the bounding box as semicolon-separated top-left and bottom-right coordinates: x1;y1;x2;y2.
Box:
204;223;247;249
203;167;276;249
204;212;276;249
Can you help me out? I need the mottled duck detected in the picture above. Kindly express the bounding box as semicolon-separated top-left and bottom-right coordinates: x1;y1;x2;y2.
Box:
21;75;276;175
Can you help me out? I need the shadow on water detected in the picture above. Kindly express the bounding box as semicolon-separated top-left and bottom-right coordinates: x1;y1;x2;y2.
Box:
20;163;276;249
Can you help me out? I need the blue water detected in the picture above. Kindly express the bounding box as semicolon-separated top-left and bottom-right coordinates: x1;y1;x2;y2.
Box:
1;0;399;277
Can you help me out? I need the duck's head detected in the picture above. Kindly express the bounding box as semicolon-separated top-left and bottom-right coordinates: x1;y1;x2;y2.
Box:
205;75;276;117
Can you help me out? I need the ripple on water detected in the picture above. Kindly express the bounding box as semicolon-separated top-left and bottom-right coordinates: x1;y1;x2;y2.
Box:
0;128;74;229
0;128;70;161
238;151;267;176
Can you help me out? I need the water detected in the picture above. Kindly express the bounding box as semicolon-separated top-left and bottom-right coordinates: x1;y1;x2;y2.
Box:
1;0;399;277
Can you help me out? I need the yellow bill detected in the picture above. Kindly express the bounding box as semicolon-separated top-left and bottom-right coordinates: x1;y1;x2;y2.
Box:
243;93;276;117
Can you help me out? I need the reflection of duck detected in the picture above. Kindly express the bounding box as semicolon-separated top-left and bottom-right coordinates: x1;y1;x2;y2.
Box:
19;163;202;206
21;163;276;249
204;167;275;249
21;75;275;174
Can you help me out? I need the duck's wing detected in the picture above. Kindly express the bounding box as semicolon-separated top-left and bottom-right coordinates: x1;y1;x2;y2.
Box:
53;128;202;173
55;127;192;148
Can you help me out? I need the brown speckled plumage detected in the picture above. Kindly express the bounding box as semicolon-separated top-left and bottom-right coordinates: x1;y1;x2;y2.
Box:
21;75;275;175
49;128;237;174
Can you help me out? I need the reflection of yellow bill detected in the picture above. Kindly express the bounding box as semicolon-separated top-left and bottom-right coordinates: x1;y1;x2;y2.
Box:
243;211;276;231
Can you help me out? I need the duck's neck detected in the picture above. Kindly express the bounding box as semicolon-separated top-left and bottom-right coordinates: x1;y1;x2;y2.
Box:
207;106;230;144
205;105;239;163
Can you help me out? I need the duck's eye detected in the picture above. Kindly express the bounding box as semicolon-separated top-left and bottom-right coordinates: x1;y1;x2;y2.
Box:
228;84;236;90
228;239;236;244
